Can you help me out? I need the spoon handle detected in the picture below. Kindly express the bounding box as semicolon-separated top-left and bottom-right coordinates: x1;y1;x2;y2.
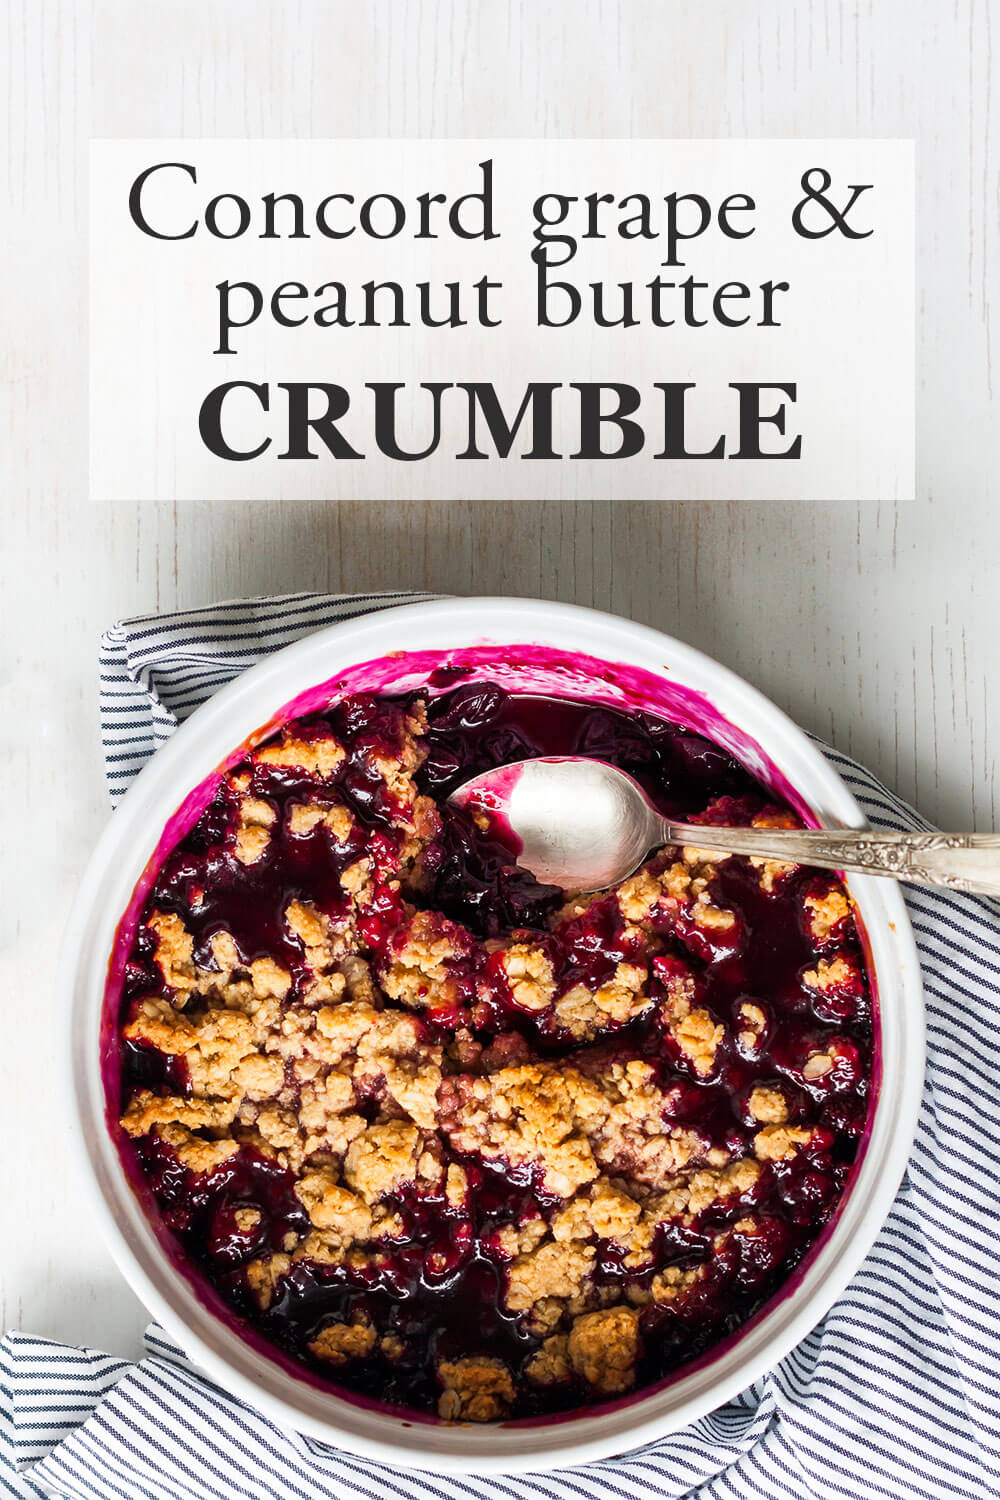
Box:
661;825;1000;899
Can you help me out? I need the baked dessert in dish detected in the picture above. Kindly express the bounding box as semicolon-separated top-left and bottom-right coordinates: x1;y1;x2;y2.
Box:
113;678;873;1422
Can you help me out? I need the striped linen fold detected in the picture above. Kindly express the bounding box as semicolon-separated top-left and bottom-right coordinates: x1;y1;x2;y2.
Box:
98;591;439;800
3;592;996;1499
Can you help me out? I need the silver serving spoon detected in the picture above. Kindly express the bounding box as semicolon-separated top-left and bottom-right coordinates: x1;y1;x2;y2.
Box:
449;756;1000;897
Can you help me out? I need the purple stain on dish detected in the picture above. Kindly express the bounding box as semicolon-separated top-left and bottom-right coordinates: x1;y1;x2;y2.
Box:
101;643;877;1425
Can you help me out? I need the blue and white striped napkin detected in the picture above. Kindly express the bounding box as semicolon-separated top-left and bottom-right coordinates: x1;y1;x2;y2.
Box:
3;592;998;1500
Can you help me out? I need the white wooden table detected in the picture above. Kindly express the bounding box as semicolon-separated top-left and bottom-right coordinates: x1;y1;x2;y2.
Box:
2;0;997;1362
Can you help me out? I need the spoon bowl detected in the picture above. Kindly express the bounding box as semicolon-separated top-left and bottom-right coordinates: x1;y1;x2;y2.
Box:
450;756;662;889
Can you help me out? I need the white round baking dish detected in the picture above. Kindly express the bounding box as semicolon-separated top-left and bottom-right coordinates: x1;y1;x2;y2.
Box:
63;597;925;1474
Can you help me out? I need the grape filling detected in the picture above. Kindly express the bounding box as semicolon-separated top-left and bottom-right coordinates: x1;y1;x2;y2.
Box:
115;684;873;1421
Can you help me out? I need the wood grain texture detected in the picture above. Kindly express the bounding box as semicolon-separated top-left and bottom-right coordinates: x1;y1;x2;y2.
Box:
2;0;997;1358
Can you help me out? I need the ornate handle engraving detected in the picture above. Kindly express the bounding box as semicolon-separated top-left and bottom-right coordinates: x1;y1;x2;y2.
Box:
660;826;1000;899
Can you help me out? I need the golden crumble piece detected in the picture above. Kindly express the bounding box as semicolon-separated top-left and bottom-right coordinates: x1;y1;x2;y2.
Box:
650;1262;708;1304
352;1002;424;1059
298;1073;367;1161
802;955;855;994
232;1052;286;1101
125;1001;278;1101
359;704;429;827
121;1090;239;1138
312;1000;380;1057
506;1240;596;1313
440;1055;703;1220
801;1045;838;1081
231;1123;281;1161
404;699;429;737
380;1057;442;1131
179;1007;260;1090
617;867;665;924
496;1214;549;1259
249;955;292;1000
370;1204;407;1241
660;860;694;902
123;995;193;1053
586;1060;700;1184
155;1122;241;1175
288;800;355;843
499;944;556;1012
749;806;800;892
380;1333;406;1362
567;1306;641;1395
285;898;350;971
301;970;351;1015
287;803;327;836
351;1010;444;1130
617;1219;658;1272
326;804;356;844
208;929;240;974
343;1121;426;1203
681;843;733;867
379;912;470;1012
325;804;355;840
339;859;375;907
690;888;738;932
371;750;422;825
308;1314;377;1366
551;1179;643;1244
292;1004;445;1135
671;1008;725;1075
674;853;737;933
439;1063;601;1199
232;794;276;866
525;1335;571;1387
245;1252;291;1310
649;850;732;931
284;900;352;1008
649;1157;761;1222
255;1105;303;1159
338;955;381;1007
678;1011;725;1073
552;962;652;1041
525;1298;567;1338
754;1124;816;1161
403;791;442;852
747;1085;789;1125
255;733;345;780
294;1232;348;1268
754;858;795;894
147;911;197;993
804;887;851;943
437;1356;515;1423
754;806;801;830
294;1169;373;1244
569;1284;631;1319
659;989;724;1076
550;891;604;927
737;1001;767;1052
445;1163;468;1208
301;1241;391;1276
614;858;716;924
